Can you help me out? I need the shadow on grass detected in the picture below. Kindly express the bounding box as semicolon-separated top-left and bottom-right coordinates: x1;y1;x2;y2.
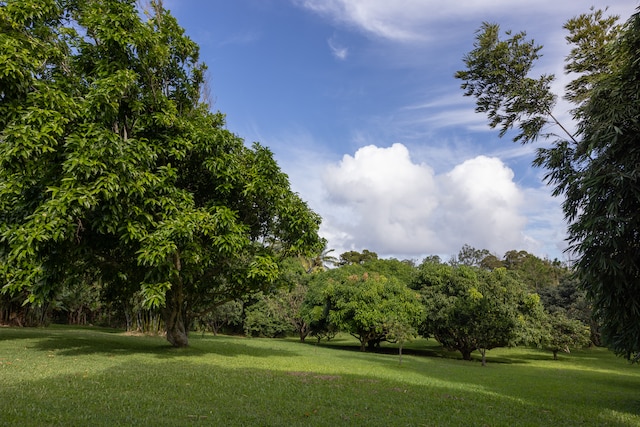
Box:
1;356;638;427
303;338;539;365
0;326;297;359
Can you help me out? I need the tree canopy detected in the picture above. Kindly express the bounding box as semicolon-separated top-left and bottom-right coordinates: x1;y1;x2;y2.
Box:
0;0;322;347
456;8;640;358
413;261;544;365
305;263;424;351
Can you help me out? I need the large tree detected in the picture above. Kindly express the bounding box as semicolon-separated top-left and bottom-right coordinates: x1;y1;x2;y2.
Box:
455;8;640;358
0;0;322;346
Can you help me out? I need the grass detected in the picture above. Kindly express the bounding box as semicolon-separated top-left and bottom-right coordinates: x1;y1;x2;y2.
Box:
1;326;639;426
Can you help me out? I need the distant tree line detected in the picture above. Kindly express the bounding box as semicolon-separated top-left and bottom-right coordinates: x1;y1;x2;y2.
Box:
240;247;592;365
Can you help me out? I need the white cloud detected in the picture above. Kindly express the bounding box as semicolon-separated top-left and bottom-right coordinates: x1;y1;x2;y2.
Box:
328;37;348;60
318;143;559;260
323;143;439;254
437;156;527;253
294;0;637;42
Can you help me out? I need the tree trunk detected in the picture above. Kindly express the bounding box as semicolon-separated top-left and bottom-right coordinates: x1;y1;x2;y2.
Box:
460;349;473;361
480;348;487;366
553;350;558;360
297;320;309;342
165;306;188;347
164;252;189;347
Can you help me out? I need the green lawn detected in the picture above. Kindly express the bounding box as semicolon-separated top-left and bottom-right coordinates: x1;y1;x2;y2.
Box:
1;326;639;426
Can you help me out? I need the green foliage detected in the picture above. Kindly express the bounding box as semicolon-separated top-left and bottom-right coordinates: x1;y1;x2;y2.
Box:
415;262;544;365
242;257;314;340
299;241;338;273
243;293;292;338
502;250;565;291
454;22;557;143
197;300;243;335
454;244;491;267
55;277;104;325
306;264;424;351
354;257;417;286
0;0;322;347
540;311;592;360
562;11;640;359
538;275;593;324
563;8;623;116
338;249;378;265
457;8;640;357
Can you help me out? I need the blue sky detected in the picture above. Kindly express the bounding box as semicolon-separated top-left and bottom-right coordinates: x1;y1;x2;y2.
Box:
162;0;638;262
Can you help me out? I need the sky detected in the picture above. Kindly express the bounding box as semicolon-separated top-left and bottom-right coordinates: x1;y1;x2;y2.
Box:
162;0;638;263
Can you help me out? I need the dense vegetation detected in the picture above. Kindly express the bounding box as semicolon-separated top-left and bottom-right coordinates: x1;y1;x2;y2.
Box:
1;244;595;364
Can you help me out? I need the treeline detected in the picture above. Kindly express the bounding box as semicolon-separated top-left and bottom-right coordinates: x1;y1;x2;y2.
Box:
1;245;594;363
240;246;593;364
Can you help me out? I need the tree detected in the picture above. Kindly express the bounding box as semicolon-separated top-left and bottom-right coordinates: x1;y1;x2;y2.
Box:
306;265;423;351
197;300;243;336
300;241;338;273
0;0;322;347
538;274;599;345
243;282;311;340
541;311;592;360
502;251;564;291
453;244;491;267
357;258;417;287
479;254;504;270
338;249;378;266
415;261;544;365
455;8;640;358
385;315;418;365
243;292;293;338
299;278;338;343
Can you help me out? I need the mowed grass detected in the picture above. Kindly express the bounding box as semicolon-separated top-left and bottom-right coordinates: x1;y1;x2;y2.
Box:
1;326;639;426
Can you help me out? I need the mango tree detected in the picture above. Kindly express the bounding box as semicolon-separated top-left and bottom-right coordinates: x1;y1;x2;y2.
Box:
415;261;544;365
541;311;592;360
0;0;322;346
308;265;424;351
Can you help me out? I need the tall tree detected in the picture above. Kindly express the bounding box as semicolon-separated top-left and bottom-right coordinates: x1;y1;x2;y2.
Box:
455;8;640;358
0;0;322;347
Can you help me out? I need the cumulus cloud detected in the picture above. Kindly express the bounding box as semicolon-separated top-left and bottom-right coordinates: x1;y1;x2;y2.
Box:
323;143;439;253
437;156;526;251
320;143;550;259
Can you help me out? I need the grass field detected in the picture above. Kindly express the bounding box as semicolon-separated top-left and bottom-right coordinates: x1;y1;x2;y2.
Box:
1;326;639;426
